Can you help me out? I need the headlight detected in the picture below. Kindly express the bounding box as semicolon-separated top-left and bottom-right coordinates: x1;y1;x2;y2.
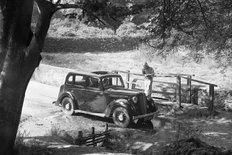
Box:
132;96;138;103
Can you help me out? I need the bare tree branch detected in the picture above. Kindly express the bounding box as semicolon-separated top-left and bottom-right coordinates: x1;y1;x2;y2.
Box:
31;0;58;53
56;0;61;5
196;0;208;29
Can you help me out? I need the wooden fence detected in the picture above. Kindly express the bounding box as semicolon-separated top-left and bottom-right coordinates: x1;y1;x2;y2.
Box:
113;70;217;111
74;124;109;146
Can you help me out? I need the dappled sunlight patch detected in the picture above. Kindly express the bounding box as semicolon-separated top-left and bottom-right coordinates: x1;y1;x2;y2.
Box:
215;117;232;124
203;132;228;137
131;141;153;151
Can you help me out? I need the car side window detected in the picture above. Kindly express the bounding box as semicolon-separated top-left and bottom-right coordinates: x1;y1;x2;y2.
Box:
102;77;123;88
87;77;100;89
74;75;86;87
102;78;110;87
112;77;123;86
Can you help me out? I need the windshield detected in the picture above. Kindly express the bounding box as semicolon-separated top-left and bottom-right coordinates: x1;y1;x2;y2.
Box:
101;76;124;89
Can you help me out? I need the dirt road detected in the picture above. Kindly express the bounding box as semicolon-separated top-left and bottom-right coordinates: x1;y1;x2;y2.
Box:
20;81;108;137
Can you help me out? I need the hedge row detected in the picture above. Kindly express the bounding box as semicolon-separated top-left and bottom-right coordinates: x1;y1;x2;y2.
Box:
43;36;144;53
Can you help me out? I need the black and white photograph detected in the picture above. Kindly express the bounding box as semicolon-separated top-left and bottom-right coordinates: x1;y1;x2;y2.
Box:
1;0;232;154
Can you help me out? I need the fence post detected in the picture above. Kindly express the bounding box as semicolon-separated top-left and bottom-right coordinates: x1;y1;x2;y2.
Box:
176;76;182;108
76;131;84;146
92;127;96;146
126;70;130;89
209;85;214;112
187;75;192;103
105;123;108;131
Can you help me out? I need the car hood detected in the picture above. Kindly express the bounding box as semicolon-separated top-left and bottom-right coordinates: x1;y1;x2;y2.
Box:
105;88;142;98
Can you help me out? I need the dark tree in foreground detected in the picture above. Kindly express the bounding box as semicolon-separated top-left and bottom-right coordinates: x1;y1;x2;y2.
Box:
0;1;54;154
0;0;130;154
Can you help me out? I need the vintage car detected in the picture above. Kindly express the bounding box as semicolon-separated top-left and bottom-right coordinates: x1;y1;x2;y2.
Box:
54;71;158;127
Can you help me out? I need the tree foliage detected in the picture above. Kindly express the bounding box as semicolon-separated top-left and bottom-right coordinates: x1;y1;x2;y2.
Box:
130;0;232;54
54;0;232;57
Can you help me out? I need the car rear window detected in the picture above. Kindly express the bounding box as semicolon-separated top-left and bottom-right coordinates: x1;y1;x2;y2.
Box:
66;75;74;84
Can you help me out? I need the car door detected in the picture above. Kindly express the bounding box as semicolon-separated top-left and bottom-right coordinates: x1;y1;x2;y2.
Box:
68;74;89;110
81;76;107;113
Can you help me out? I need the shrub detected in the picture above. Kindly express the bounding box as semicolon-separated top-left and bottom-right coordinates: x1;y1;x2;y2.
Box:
49;125;74;145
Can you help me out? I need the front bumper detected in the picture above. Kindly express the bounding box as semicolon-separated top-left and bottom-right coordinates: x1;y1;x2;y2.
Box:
132;111;158;120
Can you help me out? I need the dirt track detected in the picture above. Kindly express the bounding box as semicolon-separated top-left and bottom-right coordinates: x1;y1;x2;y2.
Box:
20;81;109;137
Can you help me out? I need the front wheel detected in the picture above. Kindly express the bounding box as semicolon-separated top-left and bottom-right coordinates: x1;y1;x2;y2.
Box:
61;97;75;115
112;107;131;128
147;99;158;112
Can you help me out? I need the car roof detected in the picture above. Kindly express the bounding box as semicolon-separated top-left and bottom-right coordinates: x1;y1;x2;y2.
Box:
68;71;121;78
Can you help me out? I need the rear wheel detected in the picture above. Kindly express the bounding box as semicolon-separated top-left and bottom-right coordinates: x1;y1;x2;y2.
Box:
62;97;75;115
112;107;131;128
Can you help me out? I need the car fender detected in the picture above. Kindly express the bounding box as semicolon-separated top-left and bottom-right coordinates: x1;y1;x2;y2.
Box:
105;99;136;117
57;92;78;108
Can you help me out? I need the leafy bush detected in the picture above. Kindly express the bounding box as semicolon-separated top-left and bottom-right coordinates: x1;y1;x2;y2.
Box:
49;125;74;145
116;22;149;37
49;18;115;38
43;36;143;53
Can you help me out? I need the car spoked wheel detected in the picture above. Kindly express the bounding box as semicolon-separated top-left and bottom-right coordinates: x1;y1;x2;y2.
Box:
112;107;131;128
62;97;75;115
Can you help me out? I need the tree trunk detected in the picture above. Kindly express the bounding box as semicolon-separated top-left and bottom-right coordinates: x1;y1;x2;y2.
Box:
0;0;57;154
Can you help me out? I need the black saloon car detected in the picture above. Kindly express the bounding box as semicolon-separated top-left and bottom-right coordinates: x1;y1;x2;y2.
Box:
54;71;158;127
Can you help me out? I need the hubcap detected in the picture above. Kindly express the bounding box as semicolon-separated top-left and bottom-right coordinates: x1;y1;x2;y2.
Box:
65;103;70;110
118;113;124;122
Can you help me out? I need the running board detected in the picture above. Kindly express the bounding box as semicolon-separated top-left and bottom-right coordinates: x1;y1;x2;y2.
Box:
74;110;106;118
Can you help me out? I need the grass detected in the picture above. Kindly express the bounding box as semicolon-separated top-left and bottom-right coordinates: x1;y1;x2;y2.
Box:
39;45;230;88
15;125;77;155
14;130;51;155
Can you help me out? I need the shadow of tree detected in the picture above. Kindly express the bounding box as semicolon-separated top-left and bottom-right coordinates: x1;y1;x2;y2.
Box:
15;135;113;155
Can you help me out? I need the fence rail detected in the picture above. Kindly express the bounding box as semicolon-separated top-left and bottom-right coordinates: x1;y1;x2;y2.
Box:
114;70;217;111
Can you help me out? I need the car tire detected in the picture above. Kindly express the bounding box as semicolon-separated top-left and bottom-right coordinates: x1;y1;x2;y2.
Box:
62;97;75;115
148;99;158;112
112;107;131;128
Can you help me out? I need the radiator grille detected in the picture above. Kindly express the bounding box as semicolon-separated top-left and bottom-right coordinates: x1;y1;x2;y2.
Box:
138;93;147;114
